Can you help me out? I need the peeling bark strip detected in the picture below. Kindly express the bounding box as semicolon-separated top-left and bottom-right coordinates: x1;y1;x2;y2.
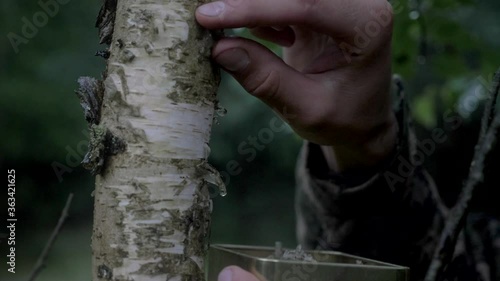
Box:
76;77;126;174
76;77;104;125
91;0;221;280
82;124;126;174
96;0;117;45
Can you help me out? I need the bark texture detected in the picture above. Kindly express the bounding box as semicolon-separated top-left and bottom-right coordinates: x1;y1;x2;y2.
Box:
91;0;221;280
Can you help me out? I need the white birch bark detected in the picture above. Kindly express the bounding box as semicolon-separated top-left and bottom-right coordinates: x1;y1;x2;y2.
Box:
90;0;221;280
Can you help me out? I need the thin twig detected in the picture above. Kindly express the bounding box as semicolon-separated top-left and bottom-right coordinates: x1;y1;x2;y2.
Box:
27;193;74;281
424;68;500;281
410;0;428;63
480;70;500;138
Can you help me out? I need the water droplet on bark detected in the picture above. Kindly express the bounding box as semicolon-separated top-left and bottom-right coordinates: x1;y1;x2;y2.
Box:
199;162;227;197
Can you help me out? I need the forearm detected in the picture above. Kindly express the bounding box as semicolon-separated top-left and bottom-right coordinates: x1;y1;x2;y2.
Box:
295;80;447;279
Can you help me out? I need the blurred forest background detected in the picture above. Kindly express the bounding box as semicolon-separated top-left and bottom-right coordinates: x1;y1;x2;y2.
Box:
1;0;500;280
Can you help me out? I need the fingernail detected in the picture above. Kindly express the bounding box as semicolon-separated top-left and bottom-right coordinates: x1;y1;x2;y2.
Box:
218;268;233;281
197;1;225;17
215;48;250;72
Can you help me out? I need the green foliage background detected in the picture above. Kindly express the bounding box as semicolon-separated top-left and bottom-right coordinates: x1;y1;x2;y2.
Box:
0;0;499;280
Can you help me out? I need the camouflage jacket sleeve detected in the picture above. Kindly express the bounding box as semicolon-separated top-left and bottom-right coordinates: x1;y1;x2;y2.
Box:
295;76;500;281
295;76;446;281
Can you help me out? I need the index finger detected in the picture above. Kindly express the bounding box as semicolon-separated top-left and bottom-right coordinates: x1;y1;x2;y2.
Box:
195;0;393;44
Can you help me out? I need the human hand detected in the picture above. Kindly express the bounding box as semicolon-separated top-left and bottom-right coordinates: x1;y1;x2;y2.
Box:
196;0;397;171
217;266;263;281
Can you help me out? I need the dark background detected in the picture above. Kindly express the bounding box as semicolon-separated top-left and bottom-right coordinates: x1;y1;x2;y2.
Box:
1;0;500;280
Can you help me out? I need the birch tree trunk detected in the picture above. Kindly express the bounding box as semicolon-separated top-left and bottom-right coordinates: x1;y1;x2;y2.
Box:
85;0;222;280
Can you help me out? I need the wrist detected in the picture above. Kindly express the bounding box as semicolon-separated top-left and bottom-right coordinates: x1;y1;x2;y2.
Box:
321;113;398;173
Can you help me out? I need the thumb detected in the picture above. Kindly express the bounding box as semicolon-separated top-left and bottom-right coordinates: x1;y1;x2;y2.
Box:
218;266;264;281
212;37;321;114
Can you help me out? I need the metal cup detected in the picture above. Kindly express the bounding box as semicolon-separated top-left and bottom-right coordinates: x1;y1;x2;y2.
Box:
208;244;409;281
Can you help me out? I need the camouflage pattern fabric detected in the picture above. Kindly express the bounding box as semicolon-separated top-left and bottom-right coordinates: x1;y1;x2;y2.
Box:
295;76;500;281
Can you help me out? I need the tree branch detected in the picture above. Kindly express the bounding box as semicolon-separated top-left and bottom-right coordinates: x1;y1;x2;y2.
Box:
480;70;500;138
424;68;500;281
27;193;74;281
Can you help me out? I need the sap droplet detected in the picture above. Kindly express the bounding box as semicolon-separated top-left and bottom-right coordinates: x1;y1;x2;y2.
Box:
213;102;227;125
198;162;227;197
220;189;227;197
216;106;227;117
203;143;211;159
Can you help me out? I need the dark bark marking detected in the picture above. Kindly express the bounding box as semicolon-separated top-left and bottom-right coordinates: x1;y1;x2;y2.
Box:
97;264;113;280
82;124;126;175
76;77;104;125
96;0;118;45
